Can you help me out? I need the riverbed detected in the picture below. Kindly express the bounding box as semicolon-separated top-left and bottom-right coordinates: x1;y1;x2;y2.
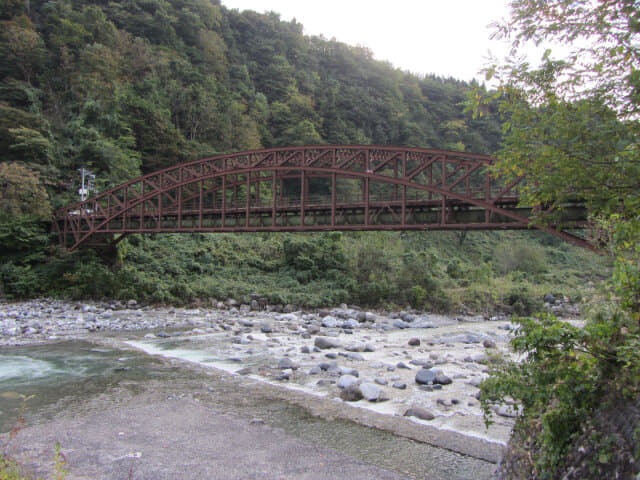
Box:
0;300;522;479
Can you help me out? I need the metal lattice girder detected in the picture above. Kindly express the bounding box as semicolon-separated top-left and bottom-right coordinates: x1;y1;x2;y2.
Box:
54;145;591;251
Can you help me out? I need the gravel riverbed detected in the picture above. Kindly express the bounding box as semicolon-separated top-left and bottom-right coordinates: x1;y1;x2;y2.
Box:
1;298;529;465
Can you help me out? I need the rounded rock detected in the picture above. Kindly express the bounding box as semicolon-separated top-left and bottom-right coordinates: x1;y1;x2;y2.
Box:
321;316;338;328
415;368;437;385
434;374;452;385
404;407;435;421
277;358;296;370
337;374;359;389
314;336;341;349
359;382;382;402
482;338;497;349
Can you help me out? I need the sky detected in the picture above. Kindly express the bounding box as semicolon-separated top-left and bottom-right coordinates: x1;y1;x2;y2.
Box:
220;0;513;82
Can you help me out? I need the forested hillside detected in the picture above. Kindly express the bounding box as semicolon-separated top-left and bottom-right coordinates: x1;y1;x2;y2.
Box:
0;0;605;307
0;0;501;200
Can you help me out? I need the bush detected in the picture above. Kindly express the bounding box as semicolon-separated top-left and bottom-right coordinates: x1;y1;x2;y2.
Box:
410;285;427;306
460;285;497;312
481;310;640;478
504;286;543;316
494;241;547;275
0;262;43;298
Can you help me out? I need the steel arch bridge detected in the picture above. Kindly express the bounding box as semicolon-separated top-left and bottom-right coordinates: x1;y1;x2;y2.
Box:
54;145;590;251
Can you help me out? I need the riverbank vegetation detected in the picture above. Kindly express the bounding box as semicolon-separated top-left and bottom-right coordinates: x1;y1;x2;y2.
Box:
475;0;640;478
0;225;608;312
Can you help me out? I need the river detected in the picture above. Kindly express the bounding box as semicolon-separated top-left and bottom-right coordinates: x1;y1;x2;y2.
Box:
0;301;509;479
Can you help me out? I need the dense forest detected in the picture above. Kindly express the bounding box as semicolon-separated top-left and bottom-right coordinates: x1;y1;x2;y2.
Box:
0;0;604;308
0;0;502;195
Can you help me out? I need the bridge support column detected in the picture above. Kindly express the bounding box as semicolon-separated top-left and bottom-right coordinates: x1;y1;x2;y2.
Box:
364;177;369;226
401;185;406;226
331;172;336;227
300;170;306;227
198;177;203;229
245;173;250;228
221;173;226;228
272;170;277;227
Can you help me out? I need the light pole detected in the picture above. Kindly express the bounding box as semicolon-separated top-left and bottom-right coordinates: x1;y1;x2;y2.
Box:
78;167;95;202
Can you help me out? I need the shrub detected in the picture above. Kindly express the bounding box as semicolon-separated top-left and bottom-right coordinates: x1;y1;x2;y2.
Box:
410;285;427;306
504;286;543;316
494;241;547;275
481;310;640;478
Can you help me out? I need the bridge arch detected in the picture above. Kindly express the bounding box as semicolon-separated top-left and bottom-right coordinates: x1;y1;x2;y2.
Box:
55;145;590;251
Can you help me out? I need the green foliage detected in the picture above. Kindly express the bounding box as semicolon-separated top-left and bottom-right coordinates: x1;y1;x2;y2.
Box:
482;310;640;477
504;286;543;316
0;448;69;480
410;285;427;307
52;443;69;480
281;232;346;282
0;455;27;480
472;1;640;477
493;97;639;223
494;240;547;275
487;0;640;118
0;163;52;221
0;0;504;194
0;217;49;256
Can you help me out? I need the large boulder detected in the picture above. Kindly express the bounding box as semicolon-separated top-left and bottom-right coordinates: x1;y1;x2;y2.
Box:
341;318;359;330
393;319;411;329
359;382;382;402
337;374;359;389
314;336;341;349
415;368;437;385
321;315;339;328
277;357;297;370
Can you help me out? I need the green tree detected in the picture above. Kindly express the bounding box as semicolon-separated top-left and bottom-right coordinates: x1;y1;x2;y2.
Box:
0;16;46;84
474;1;640;478
8;126;55;165
0;162;52;220
487;0;640;117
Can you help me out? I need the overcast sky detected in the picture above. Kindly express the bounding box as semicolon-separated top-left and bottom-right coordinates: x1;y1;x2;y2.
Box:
221;0;514;82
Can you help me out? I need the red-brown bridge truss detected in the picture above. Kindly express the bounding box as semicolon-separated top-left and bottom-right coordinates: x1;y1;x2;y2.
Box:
54;145;590;251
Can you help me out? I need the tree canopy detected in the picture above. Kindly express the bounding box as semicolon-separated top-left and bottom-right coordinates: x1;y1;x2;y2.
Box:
476;0;639;229
477;2;640;478
0;0;502;208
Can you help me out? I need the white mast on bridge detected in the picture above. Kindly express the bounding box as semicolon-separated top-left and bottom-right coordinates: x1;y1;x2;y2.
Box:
78;167;95;202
